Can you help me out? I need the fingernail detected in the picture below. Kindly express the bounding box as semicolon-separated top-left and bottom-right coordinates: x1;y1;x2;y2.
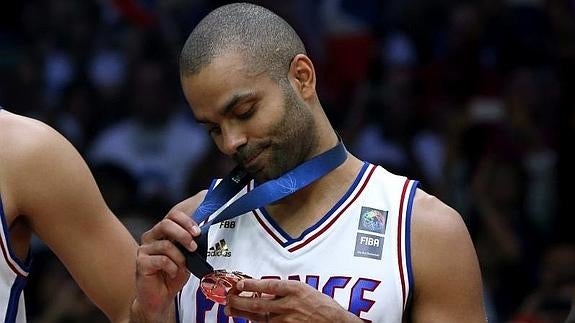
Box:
192;226;201;235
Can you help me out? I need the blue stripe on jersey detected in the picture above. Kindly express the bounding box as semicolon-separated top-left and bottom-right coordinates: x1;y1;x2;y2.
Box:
259;162;371;246
4;275;26;323
404;180;419;308
0;195;31;273
175;294;181;323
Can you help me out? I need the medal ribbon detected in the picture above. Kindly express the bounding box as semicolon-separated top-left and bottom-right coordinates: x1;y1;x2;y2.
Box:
183;141;348;278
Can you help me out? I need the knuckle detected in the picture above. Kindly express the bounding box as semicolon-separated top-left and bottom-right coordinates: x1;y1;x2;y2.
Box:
248;301;265;312
140;229;153;242
157;240;173;253
165;208;181;219
159;255;171;267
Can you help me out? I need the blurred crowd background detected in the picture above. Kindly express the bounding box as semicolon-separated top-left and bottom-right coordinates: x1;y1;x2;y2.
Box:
0;0;573;322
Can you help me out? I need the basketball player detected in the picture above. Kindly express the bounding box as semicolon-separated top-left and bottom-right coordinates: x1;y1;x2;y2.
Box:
130;3;486;322
0;108;137;322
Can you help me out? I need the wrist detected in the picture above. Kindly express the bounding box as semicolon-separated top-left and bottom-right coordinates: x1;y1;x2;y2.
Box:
129;298;169;323
341;311;364;323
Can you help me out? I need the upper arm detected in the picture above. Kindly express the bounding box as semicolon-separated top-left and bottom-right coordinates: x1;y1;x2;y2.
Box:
8;119;138;322
409;189;486;323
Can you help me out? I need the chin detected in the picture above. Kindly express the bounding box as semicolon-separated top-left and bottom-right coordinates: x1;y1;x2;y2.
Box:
252;173;272;184
251;168;279;184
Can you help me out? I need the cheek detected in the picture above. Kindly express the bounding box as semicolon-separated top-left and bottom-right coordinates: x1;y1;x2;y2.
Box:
252;105;286;136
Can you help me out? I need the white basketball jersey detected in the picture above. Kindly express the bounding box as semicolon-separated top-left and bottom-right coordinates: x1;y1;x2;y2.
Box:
0;195;29;323
177;163;418;322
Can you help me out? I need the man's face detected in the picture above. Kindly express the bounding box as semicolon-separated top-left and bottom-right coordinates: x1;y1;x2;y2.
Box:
181;52;315;182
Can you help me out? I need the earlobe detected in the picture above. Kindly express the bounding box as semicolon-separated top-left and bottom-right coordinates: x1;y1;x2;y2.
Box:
289;54;316;99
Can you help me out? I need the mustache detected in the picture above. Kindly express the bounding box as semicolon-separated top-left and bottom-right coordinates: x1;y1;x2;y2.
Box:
233;142;268;165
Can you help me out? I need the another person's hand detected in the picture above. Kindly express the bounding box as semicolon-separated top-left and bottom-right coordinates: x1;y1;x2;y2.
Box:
224;279;363;322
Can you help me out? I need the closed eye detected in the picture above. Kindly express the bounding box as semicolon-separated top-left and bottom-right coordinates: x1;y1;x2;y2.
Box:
206;124;221;136
234;104;256;120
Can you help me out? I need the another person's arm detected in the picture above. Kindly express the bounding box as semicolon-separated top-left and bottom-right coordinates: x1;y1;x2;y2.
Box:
5;115;138;322
409;189;487;322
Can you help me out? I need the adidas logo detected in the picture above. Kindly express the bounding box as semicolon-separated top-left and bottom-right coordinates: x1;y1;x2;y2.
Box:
207;239;231;257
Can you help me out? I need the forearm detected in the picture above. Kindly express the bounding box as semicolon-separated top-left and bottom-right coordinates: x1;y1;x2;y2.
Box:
313;304;364;322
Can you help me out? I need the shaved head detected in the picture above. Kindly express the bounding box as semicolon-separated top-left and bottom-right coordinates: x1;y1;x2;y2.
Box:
179;2;306;82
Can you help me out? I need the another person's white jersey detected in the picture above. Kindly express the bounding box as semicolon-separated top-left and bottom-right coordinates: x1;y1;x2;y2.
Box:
0;195;29;323
178;163;418;322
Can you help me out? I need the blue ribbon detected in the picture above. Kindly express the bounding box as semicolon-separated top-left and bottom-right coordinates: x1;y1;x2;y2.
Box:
183;140;348;278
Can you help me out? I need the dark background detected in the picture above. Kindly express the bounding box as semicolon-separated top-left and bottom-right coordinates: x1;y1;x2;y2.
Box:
0;0;573;322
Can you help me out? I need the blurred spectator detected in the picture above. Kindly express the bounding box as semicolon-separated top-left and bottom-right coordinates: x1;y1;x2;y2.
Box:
49;81;101;151
88;59;211;202
346;40;431;189
92;161;169;241
25;251;108;323
512;243;575;323
318;0;380;129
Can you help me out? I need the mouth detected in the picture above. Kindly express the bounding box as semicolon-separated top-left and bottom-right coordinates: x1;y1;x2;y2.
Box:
242;150;264;170
240;144;272;174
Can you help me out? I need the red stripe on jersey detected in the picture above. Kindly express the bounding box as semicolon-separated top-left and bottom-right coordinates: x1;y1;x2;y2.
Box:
287;165;378;253
0;235;25;277
397;179;410;307
253;210;285;245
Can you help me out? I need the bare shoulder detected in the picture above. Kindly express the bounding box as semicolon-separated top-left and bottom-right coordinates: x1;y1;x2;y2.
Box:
0;110;99;217
410;188;475;274
0;110;72;205
409;188;486;322
0;110;70;163
411;189;466;238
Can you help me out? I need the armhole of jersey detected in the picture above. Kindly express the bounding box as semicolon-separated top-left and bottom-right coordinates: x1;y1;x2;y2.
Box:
398;179;419;315
175;292;182;323
0;194;31;276
404;180;419;314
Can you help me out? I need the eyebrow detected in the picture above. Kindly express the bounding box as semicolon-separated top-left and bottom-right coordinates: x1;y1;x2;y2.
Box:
196;91;257;124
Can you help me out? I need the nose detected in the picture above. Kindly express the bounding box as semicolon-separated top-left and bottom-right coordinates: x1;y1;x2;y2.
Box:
218;125;247;156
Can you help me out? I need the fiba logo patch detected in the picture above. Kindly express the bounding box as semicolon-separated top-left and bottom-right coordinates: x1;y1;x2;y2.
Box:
354;233;384;259
358;207;388;234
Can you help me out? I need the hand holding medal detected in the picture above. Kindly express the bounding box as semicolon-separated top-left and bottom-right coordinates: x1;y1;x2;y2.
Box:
200;270;258;305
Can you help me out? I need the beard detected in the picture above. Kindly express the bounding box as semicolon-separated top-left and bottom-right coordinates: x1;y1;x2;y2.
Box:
234;81;316;183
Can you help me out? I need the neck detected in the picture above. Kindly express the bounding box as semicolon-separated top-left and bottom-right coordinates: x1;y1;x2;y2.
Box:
265;150;363;238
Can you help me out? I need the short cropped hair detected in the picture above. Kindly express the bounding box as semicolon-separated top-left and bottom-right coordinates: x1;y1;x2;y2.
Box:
179;3;307;82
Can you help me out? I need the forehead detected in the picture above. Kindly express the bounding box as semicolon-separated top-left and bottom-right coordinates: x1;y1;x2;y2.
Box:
181;52;275;116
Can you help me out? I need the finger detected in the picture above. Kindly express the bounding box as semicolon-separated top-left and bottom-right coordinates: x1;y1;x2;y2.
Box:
136;250;180;279
236;279;297;297
165;209;201;237
226;292;284;316
141;217;199;252
224;304;269;322
139;240;187;266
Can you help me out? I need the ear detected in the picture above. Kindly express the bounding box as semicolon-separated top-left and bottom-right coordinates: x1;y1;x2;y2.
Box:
288;54;316;101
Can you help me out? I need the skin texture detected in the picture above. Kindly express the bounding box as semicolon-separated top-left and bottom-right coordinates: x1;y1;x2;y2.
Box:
130;45;487;323
0;110;138;322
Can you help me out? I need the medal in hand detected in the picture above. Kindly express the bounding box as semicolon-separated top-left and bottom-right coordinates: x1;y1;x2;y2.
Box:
199;270;258;305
